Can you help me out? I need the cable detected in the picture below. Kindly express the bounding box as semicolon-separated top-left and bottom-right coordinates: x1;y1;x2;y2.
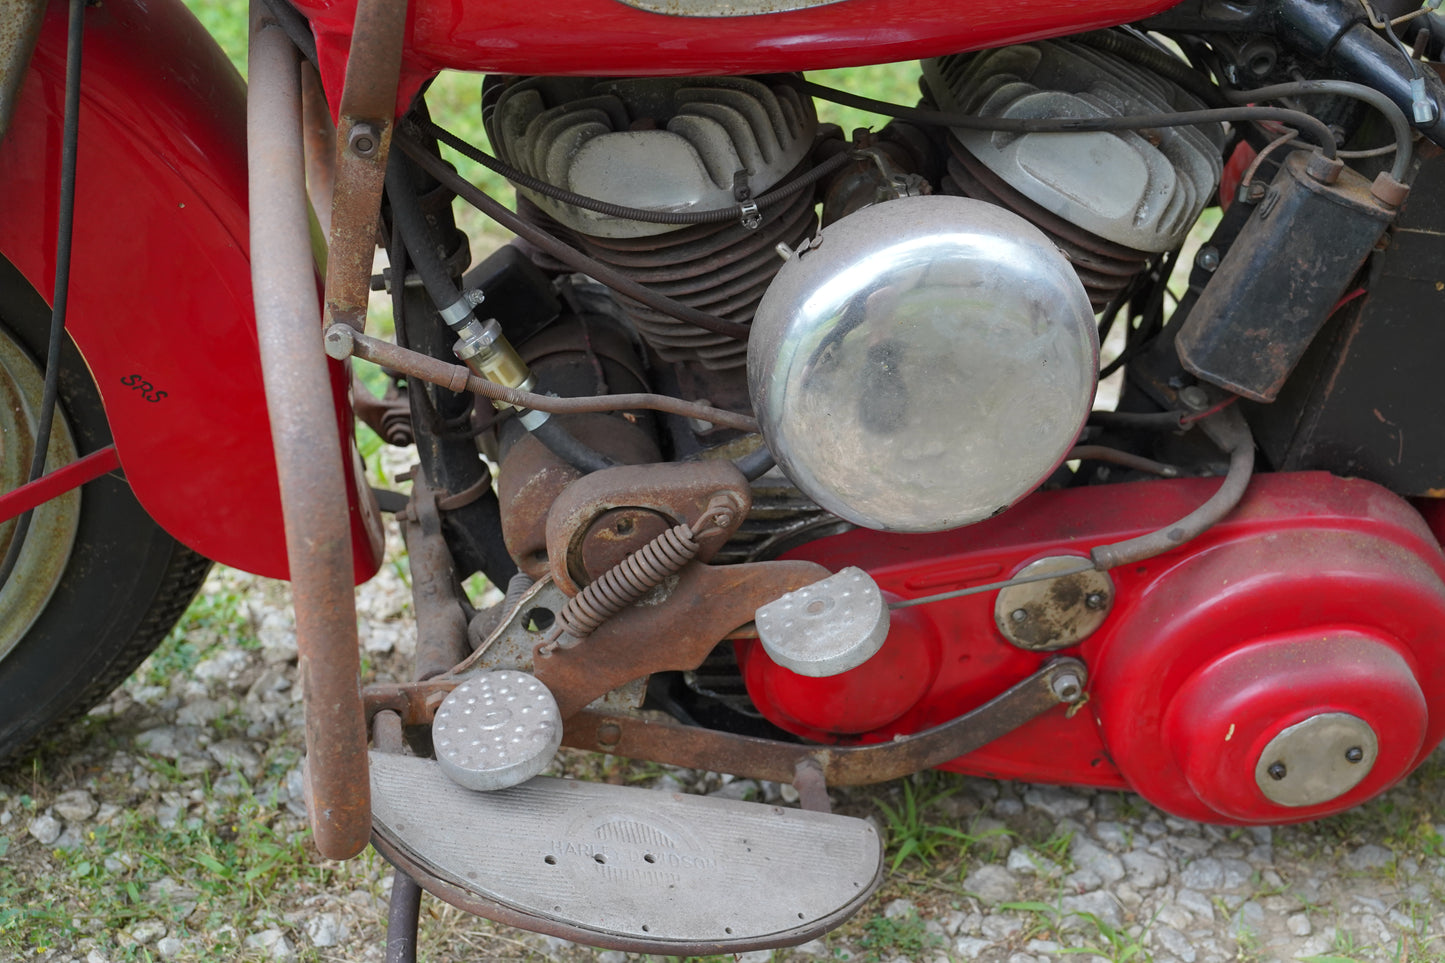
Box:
0;0;85;591
1226;80;1414;182
395;129;752;341
425;117;852;227
801;80;1339;159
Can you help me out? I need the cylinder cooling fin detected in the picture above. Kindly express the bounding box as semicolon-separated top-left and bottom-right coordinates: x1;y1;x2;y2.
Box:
923;38;1224;305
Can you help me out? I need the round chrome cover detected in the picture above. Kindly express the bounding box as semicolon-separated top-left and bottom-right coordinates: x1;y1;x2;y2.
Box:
748;195;1097;533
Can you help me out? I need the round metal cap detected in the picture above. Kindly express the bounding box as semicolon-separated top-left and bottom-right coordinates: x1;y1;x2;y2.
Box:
755;566;890;677
1254;712;1378;807
433;671;562;792
748;195;1097;533
994;556;1114;651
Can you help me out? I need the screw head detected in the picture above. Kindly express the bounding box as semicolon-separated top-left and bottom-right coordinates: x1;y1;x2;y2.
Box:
1345;746;1364;763
348;122;380;158
1084;592;1106;611
1194;246;1221;272
1179;385;1210;411
1267;762;1288;781
1010;608;1028;623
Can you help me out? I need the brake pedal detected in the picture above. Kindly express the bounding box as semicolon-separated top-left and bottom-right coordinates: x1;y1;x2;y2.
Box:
369;753;882;952
432;670;562;791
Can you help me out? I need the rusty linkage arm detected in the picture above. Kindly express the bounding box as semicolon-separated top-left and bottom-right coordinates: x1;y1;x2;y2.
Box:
324;323;762;434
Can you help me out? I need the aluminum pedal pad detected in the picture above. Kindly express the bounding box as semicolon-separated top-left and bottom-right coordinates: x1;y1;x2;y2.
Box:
432;671;562;791
369;752;883;951
754;566;889;676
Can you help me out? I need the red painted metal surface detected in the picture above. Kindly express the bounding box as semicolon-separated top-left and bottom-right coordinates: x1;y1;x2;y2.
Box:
290;0;1186;119
0;446;119;526
737;473;1445;824
0;0;381;582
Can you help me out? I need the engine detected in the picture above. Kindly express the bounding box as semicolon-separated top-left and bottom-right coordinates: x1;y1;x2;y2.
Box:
457;36;1445;825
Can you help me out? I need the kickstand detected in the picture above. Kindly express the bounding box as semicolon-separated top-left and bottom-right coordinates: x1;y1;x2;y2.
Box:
376;709;423;963
793;758;832;813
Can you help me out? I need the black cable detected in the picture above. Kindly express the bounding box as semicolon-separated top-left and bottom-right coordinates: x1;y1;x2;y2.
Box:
531;419;617;474
733;444;777;481
425;117;852;227
800;81;1339;159
0;0;85;591
384;153;465;316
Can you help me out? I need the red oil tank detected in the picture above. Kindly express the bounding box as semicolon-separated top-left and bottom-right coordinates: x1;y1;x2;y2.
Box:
290;0;1187;116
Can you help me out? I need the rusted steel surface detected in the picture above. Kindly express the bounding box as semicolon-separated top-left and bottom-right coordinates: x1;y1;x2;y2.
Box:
398;469;471;680
0;0;44;142
247;0;370;860
536;559;830;718
301;62;336;238
545;461;751;592
562;658;1089;786
330;325;761;432
352;372;412;445
322;0;407;331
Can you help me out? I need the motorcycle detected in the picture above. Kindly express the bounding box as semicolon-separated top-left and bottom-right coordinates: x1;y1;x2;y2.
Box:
3;0;1445;952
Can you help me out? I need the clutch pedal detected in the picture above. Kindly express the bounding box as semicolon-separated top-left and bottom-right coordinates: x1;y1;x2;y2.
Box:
369;752;883;953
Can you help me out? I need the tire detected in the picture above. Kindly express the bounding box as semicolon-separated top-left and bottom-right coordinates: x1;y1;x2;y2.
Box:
0;254;211;766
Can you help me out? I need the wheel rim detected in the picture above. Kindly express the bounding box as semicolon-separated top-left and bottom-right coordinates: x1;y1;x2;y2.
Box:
0;322;80;662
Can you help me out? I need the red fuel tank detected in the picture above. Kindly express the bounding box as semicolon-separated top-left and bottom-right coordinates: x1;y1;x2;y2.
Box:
291;0;1186;116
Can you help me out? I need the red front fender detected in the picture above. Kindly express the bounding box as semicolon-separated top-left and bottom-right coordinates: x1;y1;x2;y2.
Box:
0;0;381;581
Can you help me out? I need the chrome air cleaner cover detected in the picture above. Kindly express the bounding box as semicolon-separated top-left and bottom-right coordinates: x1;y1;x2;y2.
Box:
747;195;1097;533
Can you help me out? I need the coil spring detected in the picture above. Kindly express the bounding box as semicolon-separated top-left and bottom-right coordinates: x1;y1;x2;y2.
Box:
552;522;701;644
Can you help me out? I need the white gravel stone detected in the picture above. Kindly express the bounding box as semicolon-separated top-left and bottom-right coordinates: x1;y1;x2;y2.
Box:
27;813;62;845
86;950;109;963
1344;844;1393;872
955;936;992;956
52;790;98;822
245;928;296;962
884;898;917;919
1180;857;1224;890
981;915;1024;941
1008;846;1063;878
735;951;773;963
1287;913;1312;937
1024;785;1090;819
1073;839;1126;883
1060;891;1124;931
1152;924;1197;963
305;913;348;947
963;864;1019;905
129;921;166;944
793;938;828;956
1177;888;1215;921
1124;850;1170;889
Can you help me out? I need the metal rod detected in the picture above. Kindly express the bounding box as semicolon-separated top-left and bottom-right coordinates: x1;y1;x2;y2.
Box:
328;324;762;434
247;0;371;860
0;446;118;526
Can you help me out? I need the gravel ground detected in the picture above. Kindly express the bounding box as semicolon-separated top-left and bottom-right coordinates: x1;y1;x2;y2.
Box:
4;524;1444;963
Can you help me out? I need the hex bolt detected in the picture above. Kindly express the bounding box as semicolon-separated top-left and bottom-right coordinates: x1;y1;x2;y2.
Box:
348;122;380;159
1267;761;1288;781
1084;592;1106;611
1194;246;1221;272
1051;673;1082;703
597;723;622;750
1345;746;1364;763
1010;608;1028;623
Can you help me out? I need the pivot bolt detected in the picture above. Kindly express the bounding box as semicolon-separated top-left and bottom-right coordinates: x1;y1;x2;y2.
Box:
1010;608;1028;623
1345;746;1364;763
1051;673;1083;704
1194;246;1221;272
1084;592;1106;611
348;122;380;158
1267;762;1288;781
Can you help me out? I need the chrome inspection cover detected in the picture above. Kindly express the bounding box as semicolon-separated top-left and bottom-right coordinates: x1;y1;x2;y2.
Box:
748;195;1097;533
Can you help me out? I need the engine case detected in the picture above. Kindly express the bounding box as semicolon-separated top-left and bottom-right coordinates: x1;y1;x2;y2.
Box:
737;472;1445;825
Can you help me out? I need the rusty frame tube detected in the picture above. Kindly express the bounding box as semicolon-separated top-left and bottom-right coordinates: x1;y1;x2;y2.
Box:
247;0;370;860
398;469;472;680
0;0;45;143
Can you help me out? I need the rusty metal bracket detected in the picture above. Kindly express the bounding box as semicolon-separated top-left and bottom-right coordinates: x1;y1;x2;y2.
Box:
564;658;1089;786
544;460;752;593
535;559;829;718
398;468;470;680
247;0;370;860
323;0;408;332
